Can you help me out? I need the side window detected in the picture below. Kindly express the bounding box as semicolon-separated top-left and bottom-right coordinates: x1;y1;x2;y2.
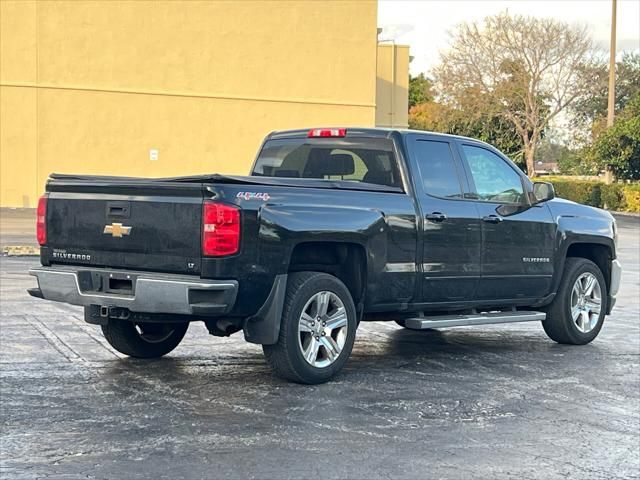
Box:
461;145;525;204
412;140;463;198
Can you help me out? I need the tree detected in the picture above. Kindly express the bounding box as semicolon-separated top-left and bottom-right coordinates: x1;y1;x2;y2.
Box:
556;147;594;176
572;53;640;126
433;12;593;176
587;93;640;180
571;52;640;138
535;138;572;164
408;101;446;130
408;73;434;108
409;100;524;167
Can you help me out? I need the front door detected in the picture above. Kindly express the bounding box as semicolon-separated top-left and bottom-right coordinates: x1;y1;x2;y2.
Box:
456;142;556;301
405;135;482;304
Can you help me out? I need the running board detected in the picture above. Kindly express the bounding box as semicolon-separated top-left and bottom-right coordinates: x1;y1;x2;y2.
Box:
403;311;546;330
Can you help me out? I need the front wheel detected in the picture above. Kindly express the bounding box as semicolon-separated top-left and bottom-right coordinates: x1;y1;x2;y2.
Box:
102;319;189;358
263;272;357;384
542;258;607;345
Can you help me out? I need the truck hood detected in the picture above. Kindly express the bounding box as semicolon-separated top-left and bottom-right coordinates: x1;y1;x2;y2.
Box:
547;197;615;223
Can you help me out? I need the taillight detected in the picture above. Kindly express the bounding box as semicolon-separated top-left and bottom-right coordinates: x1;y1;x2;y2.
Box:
308;128;346;138
36;195;47;246
202;202;240;256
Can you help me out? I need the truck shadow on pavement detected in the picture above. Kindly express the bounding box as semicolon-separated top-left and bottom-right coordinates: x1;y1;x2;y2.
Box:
98;325;602;389
349;326;604;373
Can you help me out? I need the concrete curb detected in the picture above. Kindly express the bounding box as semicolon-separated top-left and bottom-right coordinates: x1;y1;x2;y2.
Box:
2;246;39;256
611;211;640;218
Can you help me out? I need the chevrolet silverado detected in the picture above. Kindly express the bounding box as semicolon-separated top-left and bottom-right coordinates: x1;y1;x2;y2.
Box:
29;128;622;383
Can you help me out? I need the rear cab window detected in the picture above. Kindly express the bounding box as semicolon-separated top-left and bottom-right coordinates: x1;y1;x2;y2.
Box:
252;137;403;189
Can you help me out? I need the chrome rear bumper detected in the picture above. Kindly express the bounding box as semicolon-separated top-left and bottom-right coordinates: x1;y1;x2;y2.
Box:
29;266;238;316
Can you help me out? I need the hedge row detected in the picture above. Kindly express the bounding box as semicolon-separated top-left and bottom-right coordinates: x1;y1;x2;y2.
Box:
541;177;640;213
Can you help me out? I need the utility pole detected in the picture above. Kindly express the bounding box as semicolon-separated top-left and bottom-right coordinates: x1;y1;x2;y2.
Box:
605;0;617;184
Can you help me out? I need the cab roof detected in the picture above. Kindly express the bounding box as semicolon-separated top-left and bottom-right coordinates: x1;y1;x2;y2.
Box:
267;127;481;144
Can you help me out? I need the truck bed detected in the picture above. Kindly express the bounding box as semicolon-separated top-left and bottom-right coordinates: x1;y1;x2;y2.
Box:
48;173;403;193
42;172;404;277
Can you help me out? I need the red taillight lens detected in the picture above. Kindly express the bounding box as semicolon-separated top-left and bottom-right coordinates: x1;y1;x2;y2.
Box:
307;128;346;138
202;202;240;256
36;195;47;246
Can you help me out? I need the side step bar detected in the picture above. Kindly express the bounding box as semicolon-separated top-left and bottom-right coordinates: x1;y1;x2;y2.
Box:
403;311;546;330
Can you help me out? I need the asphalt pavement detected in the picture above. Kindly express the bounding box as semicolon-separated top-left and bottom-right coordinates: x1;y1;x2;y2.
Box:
1;215;638;479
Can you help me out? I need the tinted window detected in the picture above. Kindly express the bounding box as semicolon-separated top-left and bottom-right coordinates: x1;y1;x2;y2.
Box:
252;138;401;188
412;140;462;198
461;145;525;204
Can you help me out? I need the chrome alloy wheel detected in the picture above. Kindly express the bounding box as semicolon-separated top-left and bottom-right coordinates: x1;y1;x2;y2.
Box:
571;272;602;333
297;291;349;368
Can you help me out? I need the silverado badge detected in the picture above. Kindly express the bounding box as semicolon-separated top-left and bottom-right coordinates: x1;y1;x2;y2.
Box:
103;223;132;238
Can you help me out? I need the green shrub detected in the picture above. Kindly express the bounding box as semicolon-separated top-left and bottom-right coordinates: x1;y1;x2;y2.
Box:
540;176;640;212
621;184;640;212
601;184;625;210
547;179;602;207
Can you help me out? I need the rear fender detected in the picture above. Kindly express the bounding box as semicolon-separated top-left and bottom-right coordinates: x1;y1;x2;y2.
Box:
257;204;386;275
242;205;386;344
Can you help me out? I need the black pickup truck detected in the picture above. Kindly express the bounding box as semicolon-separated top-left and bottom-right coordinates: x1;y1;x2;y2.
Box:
29;128;622;383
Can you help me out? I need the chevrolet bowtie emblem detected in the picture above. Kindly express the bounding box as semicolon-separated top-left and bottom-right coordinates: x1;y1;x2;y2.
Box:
103;223;132;238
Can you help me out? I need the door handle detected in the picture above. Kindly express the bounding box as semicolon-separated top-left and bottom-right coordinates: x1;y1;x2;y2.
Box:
482;215;503;224
426;212;447;222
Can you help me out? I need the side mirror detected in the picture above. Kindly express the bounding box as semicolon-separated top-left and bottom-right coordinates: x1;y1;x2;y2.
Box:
533;181;555;203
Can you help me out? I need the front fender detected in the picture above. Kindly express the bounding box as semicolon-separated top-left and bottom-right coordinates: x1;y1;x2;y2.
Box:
549;205;616;294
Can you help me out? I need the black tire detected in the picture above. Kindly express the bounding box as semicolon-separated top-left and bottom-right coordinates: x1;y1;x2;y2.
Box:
263;272;357;384
542;258;607;345
101;320;189;358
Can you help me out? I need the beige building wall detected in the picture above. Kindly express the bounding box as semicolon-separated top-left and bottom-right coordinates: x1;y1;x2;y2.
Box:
375;43;409;129
0;0;379;207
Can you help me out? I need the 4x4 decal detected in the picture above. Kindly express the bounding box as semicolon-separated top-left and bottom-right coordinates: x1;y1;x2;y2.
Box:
237;192;270;201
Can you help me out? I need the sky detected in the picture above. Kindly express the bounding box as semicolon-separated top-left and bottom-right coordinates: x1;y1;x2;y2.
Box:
378;0;640;76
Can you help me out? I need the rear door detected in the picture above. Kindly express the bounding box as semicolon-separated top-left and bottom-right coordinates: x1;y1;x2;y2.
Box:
405;134;482;303
45;180;204;275
456;142;556;300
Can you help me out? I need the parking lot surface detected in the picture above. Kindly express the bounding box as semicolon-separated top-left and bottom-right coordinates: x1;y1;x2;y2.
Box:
1;215;638;479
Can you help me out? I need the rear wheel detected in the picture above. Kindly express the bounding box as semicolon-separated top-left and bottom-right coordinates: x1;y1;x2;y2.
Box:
263;272;357;384
102;320;189;358
542;258;606;345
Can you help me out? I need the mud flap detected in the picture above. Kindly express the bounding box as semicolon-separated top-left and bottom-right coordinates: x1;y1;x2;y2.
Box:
243;274;287;345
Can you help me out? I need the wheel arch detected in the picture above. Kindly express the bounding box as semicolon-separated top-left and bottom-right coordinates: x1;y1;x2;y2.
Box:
287;241;367;310
553;241;614;298
243;241;367;346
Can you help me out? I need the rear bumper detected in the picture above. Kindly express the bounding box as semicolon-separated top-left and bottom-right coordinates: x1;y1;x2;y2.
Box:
28;266;238;316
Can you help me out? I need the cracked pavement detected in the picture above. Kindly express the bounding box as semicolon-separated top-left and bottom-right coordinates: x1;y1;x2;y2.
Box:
1;216;638;479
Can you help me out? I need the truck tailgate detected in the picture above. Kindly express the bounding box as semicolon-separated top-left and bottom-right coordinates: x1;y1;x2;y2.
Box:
44;179;204;275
